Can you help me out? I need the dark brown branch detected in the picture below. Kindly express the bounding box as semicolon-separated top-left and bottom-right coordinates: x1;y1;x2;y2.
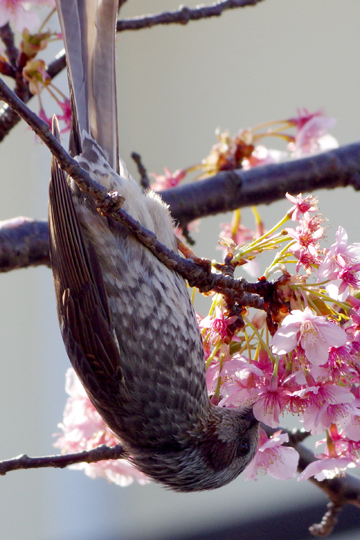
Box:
2;142;360;271
0;23;18;68
131;152;151;189
0;445;125;475
161;142;360;228
0;217;50;272
117;0;265;32
0;70;359;275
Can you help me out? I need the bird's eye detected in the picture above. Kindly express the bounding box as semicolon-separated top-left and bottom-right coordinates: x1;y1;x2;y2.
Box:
237;438;250;457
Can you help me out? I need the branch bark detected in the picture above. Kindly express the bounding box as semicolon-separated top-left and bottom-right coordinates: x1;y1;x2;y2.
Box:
0;217;50;272
161;142;360;227
0;445;125;475
116;0;266;32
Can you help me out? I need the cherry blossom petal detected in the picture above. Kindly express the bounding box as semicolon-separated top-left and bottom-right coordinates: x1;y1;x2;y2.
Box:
244;430;299;480
298;457;354;481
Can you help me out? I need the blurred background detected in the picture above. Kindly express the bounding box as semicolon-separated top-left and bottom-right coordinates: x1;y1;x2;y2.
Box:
0;0;360;539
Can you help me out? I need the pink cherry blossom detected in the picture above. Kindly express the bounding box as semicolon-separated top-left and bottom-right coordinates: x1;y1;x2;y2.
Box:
288;108;324;130
318;226;360;301
291;384;355;434
57;97;71;132
38;105;51;127
243;145;287;169
219;220;255;248
244;429;299;480
200;305;239;345
288;110;338;158
339;401;360;442
298;425;360;480
150;167;186;191
54;368;149;487
252;376;290;428
0;0;54;31
286;213;324;272
218;356;262;407
271;307;347;366
285;193;318;222
298;456;355;481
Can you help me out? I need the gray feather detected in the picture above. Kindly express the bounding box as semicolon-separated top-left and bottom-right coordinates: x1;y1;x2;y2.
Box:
57;0;119;171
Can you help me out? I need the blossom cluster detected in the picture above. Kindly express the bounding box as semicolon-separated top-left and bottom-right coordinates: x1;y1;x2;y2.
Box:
149;108;338;191
201;195;360;481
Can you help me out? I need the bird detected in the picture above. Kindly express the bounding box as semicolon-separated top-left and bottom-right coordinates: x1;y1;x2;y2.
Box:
48;0;259;492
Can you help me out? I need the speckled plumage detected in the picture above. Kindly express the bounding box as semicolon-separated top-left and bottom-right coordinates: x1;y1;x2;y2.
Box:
49;0;259;491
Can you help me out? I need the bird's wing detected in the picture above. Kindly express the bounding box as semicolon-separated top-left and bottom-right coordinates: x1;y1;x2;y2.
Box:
49;118;128;425
56;0;119;172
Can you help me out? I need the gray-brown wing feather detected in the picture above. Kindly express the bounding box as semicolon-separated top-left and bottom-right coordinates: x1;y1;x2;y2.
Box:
48;123;127;426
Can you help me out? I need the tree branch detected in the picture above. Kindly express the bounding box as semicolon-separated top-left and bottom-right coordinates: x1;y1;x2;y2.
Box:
161;142;360;227
0;217;50;272
0;68;359;274
0;64;360;275
116;0;266;32
0;23;18;68
0;445;125;475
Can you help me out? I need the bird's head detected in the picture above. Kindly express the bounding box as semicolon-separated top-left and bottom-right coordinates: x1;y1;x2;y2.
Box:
130;405;259;492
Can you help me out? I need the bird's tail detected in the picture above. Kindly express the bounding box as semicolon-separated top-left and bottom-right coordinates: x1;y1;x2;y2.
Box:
56;0;119;174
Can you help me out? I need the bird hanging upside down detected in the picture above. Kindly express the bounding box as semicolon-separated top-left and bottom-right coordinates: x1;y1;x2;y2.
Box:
48;0;259;492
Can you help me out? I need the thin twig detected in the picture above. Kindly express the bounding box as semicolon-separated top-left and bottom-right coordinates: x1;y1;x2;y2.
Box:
131;152;151;189
0;23;18;68
0;445;125;475
309;502;344;538
117;0;266;31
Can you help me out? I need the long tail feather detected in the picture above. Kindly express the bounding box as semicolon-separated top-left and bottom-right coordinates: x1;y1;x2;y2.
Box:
56;0;119;172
